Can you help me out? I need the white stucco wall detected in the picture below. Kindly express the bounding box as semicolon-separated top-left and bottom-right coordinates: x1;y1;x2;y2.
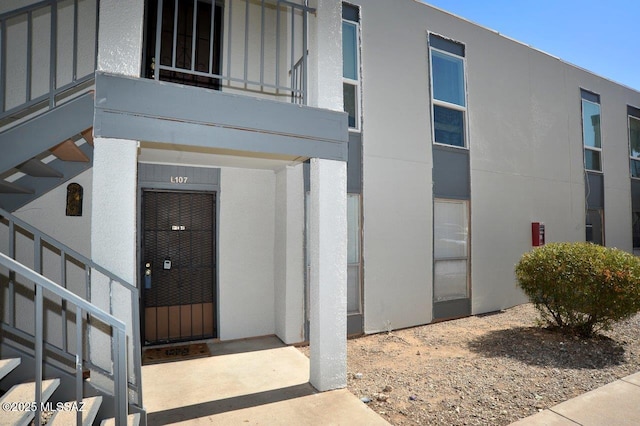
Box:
0;169;93;353
352;0;640;329
218;167;276;340
355;0;433;333
274;165;305;344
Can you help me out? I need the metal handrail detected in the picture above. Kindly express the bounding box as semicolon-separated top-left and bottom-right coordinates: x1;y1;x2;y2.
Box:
0;0;99;121
0;252;128;426
0;207;144;412
152;0;313;104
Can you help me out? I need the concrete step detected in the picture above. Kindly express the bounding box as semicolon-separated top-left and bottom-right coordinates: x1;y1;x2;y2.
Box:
100;413;141;426
0;358;20;381
0;378;60;426
48;395;103;426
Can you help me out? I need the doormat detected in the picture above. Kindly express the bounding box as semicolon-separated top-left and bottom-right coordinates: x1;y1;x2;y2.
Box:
143;343;211;365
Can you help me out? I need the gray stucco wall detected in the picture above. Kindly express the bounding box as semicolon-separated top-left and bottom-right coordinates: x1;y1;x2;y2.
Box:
352;0;640;332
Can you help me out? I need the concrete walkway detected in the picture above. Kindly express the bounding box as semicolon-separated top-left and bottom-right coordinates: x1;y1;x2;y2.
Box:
141;336;389;425
511;372;640;425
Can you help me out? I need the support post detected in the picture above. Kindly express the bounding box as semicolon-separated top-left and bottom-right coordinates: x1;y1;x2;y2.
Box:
309;158;347;391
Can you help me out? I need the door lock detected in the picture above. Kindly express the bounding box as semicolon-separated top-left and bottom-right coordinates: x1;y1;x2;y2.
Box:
144;262;152;289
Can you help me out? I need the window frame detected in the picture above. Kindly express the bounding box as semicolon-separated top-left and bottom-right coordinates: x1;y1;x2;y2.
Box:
429;38;469;150
629;114;640;179
580;95;603;173
342;6;361;131
433;198;470;303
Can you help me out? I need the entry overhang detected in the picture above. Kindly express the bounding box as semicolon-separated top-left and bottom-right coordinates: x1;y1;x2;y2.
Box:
93;72;348;161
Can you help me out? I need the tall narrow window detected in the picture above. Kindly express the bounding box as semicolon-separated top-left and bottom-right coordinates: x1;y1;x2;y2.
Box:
433;199;469;303
429;34;467;148
581;90;602;172
342;3;360;130
347;194;361;314
629;114;640;178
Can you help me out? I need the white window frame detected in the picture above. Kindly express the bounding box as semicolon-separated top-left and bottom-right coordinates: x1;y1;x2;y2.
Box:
342;15;361;131
347;193;362;315
629;115;640;179
433;198;470;303
429;44;468;149
581;98;603;173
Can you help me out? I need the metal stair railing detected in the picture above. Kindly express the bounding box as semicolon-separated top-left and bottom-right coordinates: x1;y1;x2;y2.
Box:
0;0;98;124
0;252;128;426
0;207;144;417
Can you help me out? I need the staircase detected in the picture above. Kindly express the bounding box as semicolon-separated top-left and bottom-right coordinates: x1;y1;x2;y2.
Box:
0;0;97;212
0;357;140;426
0;92;95;212
0;2;145;424
1;357;140;426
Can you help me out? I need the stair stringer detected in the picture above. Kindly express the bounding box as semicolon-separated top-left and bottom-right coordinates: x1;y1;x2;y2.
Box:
0;340;102;404
0;142;93;212
0;92;94;174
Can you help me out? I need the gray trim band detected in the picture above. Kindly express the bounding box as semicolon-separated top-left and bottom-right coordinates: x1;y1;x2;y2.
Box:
94;72;348;161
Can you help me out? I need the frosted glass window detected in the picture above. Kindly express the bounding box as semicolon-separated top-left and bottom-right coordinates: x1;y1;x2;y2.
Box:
434;200;468;259
431;50;465;107
434;260;467;302
347;264;360;313
347;194;360;263
342;22;358;80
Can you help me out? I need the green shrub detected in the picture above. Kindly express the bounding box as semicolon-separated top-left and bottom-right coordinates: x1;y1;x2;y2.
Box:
515;242;640;337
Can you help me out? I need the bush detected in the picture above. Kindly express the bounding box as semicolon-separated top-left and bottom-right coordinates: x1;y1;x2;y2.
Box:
515;242;640;337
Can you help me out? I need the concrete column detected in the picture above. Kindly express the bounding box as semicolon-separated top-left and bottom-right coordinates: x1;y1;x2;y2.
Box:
90;0;144;390
97;0;145;75
274;165;305;344
308;0;342;110
309;158;347;391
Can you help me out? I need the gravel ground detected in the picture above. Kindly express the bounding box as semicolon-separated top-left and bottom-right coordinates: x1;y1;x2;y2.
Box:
298;304;640;425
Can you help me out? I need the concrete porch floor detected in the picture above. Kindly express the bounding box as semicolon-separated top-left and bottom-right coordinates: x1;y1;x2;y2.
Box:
141;336;389;425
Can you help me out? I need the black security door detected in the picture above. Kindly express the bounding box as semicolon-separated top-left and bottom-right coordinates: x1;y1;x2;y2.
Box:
142;191;216;344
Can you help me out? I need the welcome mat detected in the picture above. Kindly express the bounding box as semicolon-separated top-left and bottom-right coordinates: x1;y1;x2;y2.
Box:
143;343;211;365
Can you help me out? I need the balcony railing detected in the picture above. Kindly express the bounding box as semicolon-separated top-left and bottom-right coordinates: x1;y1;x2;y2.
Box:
147;0;313;105
0;0;98;123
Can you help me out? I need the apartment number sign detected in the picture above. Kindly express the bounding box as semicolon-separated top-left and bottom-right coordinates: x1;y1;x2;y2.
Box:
170;176;188;184
138;164;220;189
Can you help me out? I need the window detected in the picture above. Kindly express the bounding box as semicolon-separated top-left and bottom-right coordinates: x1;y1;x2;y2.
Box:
433;199;469;302
629;112;640;178
145;0;224;90
429;34;467;148
342;3;360;129
586;209;604;245
633;212;640;254
305;192;362;315
347;194;362;314
581;90;602;172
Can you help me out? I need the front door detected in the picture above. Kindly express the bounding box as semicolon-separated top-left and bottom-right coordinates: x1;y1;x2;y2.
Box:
142;191;217;345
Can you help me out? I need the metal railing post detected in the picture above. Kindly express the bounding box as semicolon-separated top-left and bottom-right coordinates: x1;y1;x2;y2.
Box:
114;327;128;425
34;285;44;426
49;2;57;109
75;305;83;426
154;0;163;80
0;19;5;112
26;11;33;103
